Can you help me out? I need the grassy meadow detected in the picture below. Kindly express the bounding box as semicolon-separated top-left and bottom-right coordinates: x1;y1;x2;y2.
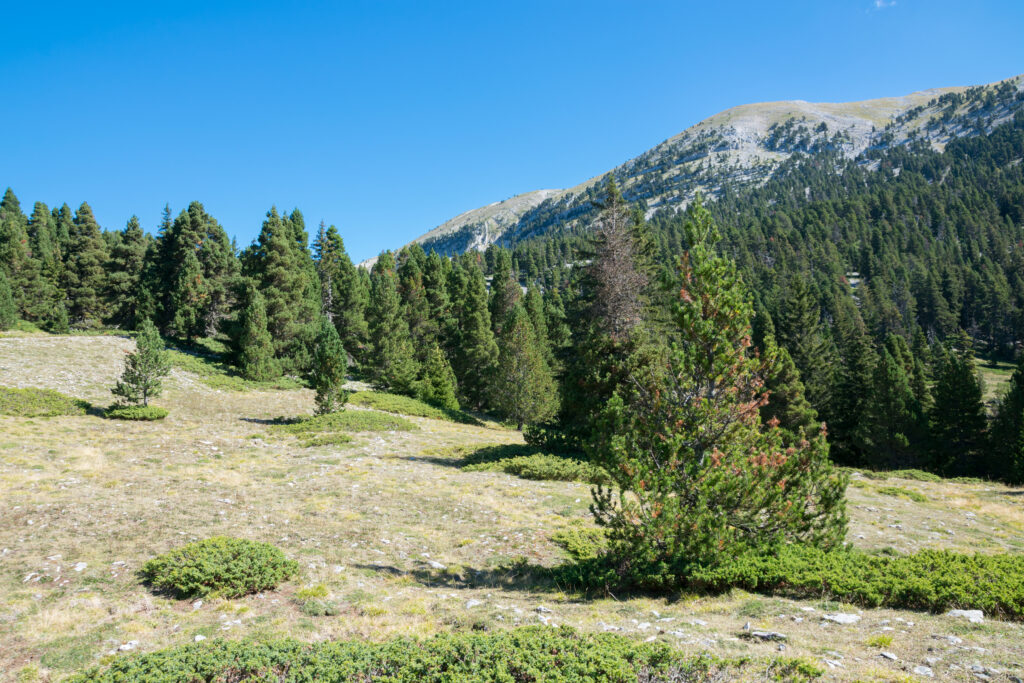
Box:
1;333;1023;681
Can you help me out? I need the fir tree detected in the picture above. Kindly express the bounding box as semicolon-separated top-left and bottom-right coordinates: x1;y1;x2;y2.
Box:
929;334;987;476
366;254;419;394
63;202;109;327
310;316;349;415
588;201;846;585
490;303;558;430
235;284;280;381
416;343;460;411
112;319;170;407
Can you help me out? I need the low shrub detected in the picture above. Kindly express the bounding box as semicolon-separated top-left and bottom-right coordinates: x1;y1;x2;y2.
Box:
687;545;1024;619
69;627;805;682
273;409;416;436
349;391;481;425
166;346;304;392
887;469;943;483
459;444;609;484
141;537;298;599
0;386;90;417
105;405;168;421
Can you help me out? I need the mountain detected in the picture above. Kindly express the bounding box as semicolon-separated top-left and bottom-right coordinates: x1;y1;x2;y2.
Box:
368;74;1024;264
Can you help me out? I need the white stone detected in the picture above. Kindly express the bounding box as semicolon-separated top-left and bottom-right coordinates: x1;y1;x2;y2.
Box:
195;635;206;642
913;666;934;677
465;599;483;609
73;562;87;572
823;613;861;624
946;609;984;623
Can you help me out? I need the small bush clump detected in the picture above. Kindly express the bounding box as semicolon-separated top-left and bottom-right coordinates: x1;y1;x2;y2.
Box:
166;346;303;392
0;386;90;417
141;537;298;599
273;409;416;436
105;405;168;421
69;627;804;682
349;391;481;425
459;444;608;484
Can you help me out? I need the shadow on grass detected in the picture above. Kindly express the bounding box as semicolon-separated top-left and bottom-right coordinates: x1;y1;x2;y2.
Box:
352;558;674;603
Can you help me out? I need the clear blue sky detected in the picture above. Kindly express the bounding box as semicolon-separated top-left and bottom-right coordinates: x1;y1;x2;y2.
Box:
1;1;1021;261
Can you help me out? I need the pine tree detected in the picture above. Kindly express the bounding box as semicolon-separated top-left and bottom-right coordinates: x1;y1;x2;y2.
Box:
310;316;349;415
366;254;419;394
829;306;878;465
112;319;170;407
235;284;280;381
63;202;109;327
0;269;16;330
417;343;460;411
488;249;520;334
929;333;987;476
588;200;846;585
105;216;150;329
244;207;319;371
398;247;434;355
448;256;498;410
990;356;1024;484
490;303;558;429
0;188;55;324
523;284;554;367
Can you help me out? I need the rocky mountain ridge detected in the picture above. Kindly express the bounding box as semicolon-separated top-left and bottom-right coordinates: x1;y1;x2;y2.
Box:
365;74;1024;265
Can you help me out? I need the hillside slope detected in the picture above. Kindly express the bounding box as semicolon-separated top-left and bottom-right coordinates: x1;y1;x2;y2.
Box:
370;74;1023;262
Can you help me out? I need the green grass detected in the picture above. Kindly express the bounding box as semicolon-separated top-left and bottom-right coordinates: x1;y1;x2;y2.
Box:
68;627;815;682
876;485;928;502
104;405;168;421
349;391;482;425
458;444;609;484
272;409;417;436
165;345;304;392
0;386;91;417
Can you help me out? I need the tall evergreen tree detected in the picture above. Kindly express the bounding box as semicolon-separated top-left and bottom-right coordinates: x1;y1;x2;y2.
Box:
864;347;925;469
990;356;1024;484
448;256;498;410
0;188;55;323
63;202;109;327
761;335;820;445
416;343;460;411
244;207;319;370
488;249;520;334
105;216;150;329
310;316;349;415
588;199;846;585
490;303;558;429
366;254;419;394
313;223;369;363
829;306;878;465
776;278;836;417
234;284;280;382
0;269;16;330
929;334;987;476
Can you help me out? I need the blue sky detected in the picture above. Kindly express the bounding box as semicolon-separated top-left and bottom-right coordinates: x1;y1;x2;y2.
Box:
1;1;1021;261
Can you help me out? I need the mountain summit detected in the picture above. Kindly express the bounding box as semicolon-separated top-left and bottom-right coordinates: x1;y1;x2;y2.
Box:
368;74;1023;264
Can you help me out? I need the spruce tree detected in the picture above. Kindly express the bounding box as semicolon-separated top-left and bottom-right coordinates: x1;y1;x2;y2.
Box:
310;316;349;415
929;334;987;476
589;201;846;585
490;303;558;430
366;254;419;394
112;319;170;407
63;202;109;327
235;284;280;381
417;343;460;411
